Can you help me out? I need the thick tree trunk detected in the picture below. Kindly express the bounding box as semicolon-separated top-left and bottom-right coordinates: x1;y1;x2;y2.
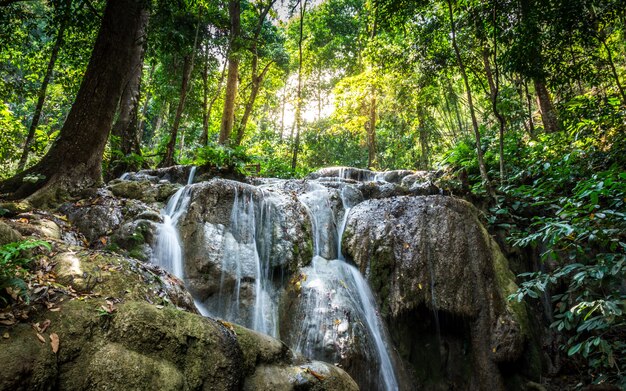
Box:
366;95;377;169
533;78;558;133
218;0;241;145
0;0;149;205
109;33;147;179
447;0;493;197
17;0;71;172
160;54;193;167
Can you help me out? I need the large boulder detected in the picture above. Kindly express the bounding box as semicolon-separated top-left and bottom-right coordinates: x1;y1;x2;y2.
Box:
176;179;313;331
0;230;357;391
343;195;532;391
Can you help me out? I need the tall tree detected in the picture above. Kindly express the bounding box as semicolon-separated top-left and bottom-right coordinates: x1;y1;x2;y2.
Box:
17;0;72;172
218;0;241;145
291;0;307;171
0;0;150;205
446;0;493;195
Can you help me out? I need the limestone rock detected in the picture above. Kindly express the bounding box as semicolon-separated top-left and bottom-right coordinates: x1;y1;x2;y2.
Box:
343;195;528;390
0;220;21;245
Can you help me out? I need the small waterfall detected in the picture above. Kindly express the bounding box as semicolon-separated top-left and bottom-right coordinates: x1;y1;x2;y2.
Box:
205;186;279;338
296;183;399;391
152;167;196;278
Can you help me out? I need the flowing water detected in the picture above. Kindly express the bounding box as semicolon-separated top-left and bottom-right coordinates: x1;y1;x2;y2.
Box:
152;172;399;389
152;166;196;278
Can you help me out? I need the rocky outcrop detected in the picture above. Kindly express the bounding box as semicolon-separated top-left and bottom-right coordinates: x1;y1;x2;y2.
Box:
0;214;357;391
176;179;313;327
343;195;532;390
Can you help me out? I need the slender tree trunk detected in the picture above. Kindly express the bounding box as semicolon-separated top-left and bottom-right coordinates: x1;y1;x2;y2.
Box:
524;79;536;138
0;0;150;205
200;58;227;146
418;108;430;169
482;48;506;186
17;0;71;172
160;54;193;167
367;94;377;168
160;16;201;167
218;0;241;145
137;63;155;140
233;0;277;146
533;78;558;133
599;36;626;104
234;62;273;146
291;0;306;172
446;0;493;196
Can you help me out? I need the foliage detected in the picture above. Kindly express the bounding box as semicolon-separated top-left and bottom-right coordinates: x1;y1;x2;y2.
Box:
0;239;51;304
194;142;253;175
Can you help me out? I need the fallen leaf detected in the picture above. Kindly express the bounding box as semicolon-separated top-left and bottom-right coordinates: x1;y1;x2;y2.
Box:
40;319;51;333
50;333;59;353
49;308;61;312
2;332;8;339
99;237;107;245
0;319;15;326
305;368;326;381
36;333;46;343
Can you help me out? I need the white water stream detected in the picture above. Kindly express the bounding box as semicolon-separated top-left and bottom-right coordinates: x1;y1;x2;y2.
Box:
152;172;399;389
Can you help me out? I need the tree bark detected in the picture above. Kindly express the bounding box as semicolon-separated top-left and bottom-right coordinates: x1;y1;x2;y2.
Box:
533;78;558;133
366;94;377;169
0;0;149;205
160;53;193;167
447;0;493;197
17;0;71;172
291;0;307;172
482;48;506;186
218;0;241;145
109;26;147;178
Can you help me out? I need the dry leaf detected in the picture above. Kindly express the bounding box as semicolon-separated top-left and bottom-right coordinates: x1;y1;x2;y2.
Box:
2;332;9;339
40;319;51;333
0;319;15;326
305;368;326;381
99;237;107;245
50;333;59;353
36;333;46;343
49;308;61;312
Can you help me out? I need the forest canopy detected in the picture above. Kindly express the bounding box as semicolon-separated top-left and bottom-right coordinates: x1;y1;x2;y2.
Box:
0;0;625;387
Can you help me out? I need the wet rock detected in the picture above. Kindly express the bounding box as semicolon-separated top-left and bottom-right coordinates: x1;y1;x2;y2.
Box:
108;179;181;203
343;195;528;390
178;179;313;310
122;165;194;185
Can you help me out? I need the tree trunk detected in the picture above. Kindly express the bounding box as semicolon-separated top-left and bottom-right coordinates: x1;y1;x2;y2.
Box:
137;63;155;141
482;48;506;186
367;94;377;169
17;0;71;172
291;0;307;172
447;0;493;197
0;0;149;205
109;30;147;178
599;36;626;104
160;54;193;167
234;62;272;146
200;58;227;146
417;108;430;169
533;78;558;133
218;0;241;145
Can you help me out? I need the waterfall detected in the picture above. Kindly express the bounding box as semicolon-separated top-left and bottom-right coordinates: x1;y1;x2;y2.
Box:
152;167;196;278
204;186;279;338
296;183;399;391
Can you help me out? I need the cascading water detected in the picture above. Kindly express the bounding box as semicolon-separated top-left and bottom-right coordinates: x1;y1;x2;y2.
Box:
295;182;399;391
201;186;279;338
151;169;400;389
152;166;196;278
